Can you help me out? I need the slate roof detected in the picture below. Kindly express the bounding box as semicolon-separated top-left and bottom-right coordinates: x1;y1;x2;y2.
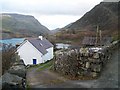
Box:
27;38;53;55
101;37;112;45
82;37;96;46
82;37;112;46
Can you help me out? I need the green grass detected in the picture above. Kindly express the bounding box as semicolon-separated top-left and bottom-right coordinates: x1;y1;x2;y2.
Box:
28;60;53;71
112;34;120;42
37;60;53;71
27;60;52;69
27;64;43;69
26;84;31;90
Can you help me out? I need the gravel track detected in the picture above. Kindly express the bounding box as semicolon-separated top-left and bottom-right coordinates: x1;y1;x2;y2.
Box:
26;48;119;88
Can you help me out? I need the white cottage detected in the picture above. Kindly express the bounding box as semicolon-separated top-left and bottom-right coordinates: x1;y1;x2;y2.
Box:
17;36;54;65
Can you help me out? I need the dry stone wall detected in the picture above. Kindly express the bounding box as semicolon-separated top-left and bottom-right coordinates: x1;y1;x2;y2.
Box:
1;59;26;89
53;41;119;78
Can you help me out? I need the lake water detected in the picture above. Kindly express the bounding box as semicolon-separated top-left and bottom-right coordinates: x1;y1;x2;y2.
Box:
0;38;25;46
0;38;70;50
56;43;70;49
0;38;25;50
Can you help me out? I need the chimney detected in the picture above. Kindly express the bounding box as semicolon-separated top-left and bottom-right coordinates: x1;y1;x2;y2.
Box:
38;36;43;40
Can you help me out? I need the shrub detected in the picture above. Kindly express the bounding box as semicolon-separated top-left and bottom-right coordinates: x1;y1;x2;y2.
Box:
2;44;17;74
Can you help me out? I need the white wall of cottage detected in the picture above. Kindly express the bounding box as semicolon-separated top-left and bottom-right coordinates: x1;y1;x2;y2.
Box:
17;40;53;65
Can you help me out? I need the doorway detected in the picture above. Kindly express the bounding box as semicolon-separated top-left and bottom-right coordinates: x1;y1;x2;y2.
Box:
33;59;37;64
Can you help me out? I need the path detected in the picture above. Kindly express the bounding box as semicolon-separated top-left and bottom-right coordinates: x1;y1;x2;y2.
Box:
27;68;69;88
26;49;119;88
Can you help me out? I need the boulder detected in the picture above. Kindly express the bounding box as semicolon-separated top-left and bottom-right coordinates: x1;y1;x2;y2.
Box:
2;82;22;89
7;59;26;78
1;72;25;89
8;65;26;79
13;59;25;66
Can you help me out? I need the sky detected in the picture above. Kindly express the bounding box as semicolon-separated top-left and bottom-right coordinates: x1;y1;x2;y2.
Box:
0;0;107;30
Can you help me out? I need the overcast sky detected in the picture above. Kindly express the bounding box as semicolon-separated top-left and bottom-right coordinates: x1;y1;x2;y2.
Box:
1;0;106;30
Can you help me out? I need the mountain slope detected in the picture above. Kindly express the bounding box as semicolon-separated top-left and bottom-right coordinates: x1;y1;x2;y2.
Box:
54;2;119;44
66;2;118;31
51;23;73;34
1;13;50;39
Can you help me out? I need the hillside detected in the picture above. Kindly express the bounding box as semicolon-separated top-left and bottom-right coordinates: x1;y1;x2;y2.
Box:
0;13;50;39
51;28;61;34
67;2;118;31
55;2;119;44
51;23;73;34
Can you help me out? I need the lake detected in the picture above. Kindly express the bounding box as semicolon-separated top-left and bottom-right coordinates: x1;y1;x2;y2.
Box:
0;38;71;50
0;38;25;46
0;38;25;50
56;43;71;49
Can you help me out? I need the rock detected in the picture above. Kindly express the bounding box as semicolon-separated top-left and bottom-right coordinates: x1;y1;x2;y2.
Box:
93;53;100;59
2;82;21;89
79;48;85;54
86;62;90;69
2;73;22;83
54;47;111;78
8;65;26;78
1;72;25;89
93;65;101;72
91;72;98;78
13;59;25;66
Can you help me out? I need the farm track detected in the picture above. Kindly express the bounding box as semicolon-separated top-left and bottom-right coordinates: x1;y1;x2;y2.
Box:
26;48;119;88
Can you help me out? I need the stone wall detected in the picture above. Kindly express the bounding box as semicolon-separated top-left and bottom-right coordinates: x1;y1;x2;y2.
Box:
1;59;26;89
53;41;119;79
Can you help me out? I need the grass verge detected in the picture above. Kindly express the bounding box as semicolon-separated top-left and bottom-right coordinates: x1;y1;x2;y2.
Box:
27;60;53;69
37;60;53;71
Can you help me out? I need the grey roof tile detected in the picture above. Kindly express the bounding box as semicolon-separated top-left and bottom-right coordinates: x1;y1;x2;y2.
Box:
27;38;53;55
82;36;112;46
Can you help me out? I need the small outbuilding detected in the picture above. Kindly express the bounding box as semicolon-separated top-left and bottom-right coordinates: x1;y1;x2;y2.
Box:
17;36;54;65
82;36;112;47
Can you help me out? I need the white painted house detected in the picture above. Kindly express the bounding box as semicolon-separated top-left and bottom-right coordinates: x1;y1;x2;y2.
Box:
17;36;54;65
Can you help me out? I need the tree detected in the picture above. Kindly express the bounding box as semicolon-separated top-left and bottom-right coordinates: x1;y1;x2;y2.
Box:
2;44;17;74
